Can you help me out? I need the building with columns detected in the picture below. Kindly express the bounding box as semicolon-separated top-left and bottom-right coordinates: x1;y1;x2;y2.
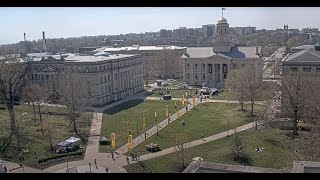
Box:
181;17;263;89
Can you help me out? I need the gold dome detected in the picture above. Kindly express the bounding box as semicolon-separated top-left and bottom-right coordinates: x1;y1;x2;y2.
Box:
217;17;228;24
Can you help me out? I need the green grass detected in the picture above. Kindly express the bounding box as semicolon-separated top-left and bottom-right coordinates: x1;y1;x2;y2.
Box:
100;99;184;153
150;89;197;98
124;122;297;173
213;91;235;100
0;104;91;168
130;103;266;156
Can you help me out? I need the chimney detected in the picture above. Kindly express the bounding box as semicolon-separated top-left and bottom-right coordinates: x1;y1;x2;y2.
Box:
42;31;47;52
24;33;26;41
256;46;259;55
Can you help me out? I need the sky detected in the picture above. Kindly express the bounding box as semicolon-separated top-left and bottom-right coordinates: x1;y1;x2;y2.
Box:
1;7;320;45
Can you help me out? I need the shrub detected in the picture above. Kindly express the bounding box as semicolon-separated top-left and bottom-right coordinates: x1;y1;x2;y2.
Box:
38;149;84;164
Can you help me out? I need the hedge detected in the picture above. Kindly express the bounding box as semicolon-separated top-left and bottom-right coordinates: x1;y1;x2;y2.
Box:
38;149;84;164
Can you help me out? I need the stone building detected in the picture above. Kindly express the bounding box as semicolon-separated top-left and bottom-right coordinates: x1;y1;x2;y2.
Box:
25;53;144;107
181;16;263;89
282;43;320;74
102;45;184;79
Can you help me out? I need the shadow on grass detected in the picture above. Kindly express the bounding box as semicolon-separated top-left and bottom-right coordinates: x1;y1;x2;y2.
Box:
103;99;145;115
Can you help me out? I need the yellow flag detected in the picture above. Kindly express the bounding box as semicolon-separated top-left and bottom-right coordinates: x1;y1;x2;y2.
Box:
166;105;168;111
182;95;185;106
143;116;146;130
165;109;168;117
111;133;116;148
128;135;133;150
176;108;180;117
192;96;196;107
154;111;157;118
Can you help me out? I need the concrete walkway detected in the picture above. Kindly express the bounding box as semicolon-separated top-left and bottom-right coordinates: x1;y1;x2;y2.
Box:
1;160;45;173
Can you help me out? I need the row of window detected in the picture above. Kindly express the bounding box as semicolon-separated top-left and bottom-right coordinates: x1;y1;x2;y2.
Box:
29;73;53;81
290;67;320;72
186;72;227;80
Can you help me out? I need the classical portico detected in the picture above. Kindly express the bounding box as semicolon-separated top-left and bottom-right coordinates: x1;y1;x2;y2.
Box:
181;16;262;89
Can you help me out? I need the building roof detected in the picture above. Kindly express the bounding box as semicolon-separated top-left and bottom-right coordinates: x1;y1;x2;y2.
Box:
221;46;261;58
182;46;261;59
27;54;140;63
283;49;320;64
217;17;228;24
103;45;183;52
291;45;315;51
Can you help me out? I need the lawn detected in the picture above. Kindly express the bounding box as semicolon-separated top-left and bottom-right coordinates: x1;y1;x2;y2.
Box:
100;99;184;153
150;89;197;98
213;91;235;100
130;103;266;156
124;122;297;173
0;104;91;168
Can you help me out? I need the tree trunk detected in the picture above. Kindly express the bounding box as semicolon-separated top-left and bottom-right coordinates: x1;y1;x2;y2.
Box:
251;102;254;117
38;104;44;136
181;146;185;168
32;103;37;125
240;101;244;112
293;120;299;136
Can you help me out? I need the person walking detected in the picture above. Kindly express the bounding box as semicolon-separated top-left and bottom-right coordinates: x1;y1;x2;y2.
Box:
105;167;109;173
126;156;130;164
94;159;98;169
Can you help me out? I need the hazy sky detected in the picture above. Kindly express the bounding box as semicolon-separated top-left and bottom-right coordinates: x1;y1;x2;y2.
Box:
1;7;320;45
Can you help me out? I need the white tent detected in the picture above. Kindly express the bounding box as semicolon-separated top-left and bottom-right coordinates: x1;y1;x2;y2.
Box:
65;137;81;143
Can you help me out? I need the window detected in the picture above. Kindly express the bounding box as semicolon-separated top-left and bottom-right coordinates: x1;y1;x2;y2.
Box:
100;77;103;84
290;67;298;72
35;74;38;79
31;74;34;80
202;64;205;70
99;66;102;71
46;75;49;80
187;73;190;79
202;73;205;80
104;65;106;70
115;74;118;80
104;76;107;82
224;74;227;79
109;86;111;92
223;65;227;73
195;73;198;79
187;64;190;69
317;67;320;72
303;67;311;72
108;75;110;81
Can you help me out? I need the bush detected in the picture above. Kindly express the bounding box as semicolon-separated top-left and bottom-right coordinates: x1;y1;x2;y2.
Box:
279;123;312;131
38;149;84;164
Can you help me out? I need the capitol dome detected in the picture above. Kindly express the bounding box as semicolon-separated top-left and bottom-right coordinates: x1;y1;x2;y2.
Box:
217;17;228;24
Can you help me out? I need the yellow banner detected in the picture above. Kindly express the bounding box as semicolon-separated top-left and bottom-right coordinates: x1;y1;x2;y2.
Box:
111;133;116;148
192;96;195;107
128;135;133;150
143;116;146;130
182;95;185;106
154;111;157;118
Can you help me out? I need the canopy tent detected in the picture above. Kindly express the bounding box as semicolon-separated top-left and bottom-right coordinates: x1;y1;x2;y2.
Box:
65;137;81;143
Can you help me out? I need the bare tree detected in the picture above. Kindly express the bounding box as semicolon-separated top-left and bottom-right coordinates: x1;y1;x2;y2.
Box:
175;133;190;169
294;125;320;161
226;67;271;117
225;69;246;112
280;73;315;136
0;49;29;152
22;83;49;135
56;72;90;140
43;118;56;153
154;50;181;79
231;128;245;161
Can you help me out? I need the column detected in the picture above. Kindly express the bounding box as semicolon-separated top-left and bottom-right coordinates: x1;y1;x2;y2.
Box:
220;64;223;85
190;63;194;85
212;63;215;87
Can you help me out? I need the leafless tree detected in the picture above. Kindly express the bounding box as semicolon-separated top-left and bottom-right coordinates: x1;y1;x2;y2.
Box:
231;128;245;161
21;83;49;135
154;50;181;79
43;118;56;153
175;133;190;169
56;72;90;140
280;73;316;136
294;125;320;161
225;69;246;112
0;49;29;151
226;67;271;117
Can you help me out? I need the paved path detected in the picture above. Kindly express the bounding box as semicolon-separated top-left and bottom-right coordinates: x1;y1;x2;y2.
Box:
1;160;44;173
116;98;200;154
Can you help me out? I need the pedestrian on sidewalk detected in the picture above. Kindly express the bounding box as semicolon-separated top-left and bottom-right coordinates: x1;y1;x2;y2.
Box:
94;159;98;169
126;156;130;164
145;132;147;140
255;123;258;130
105;167;109;173
201;134;205;141
111;151;115;160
